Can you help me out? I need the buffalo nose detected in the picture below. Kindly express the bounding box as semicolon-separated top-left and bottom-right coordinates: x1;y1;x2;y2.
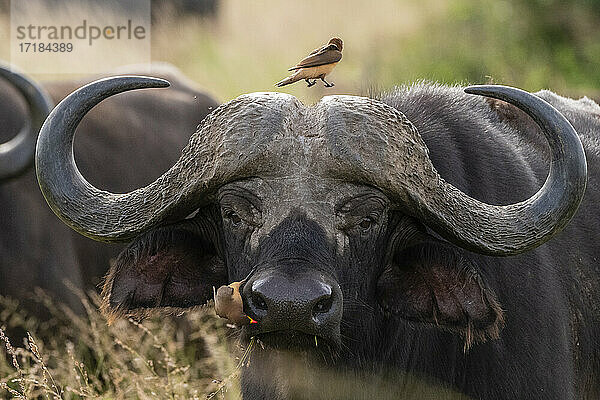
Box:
243;272;342;335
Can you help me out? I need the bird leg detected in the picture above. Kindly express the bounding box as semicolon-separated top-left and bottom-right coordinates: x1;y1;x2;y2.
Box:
305;79;316;87
321;77;335;87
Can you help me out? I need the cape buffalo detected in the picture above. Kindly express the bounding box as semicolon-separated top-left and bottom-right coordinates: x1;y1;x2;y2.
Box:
0;66;218;314
35;76;599;399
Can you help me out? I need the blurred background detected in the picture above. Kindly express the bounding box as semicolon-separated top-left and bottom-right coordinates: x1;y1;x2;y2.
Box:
2;0;600;103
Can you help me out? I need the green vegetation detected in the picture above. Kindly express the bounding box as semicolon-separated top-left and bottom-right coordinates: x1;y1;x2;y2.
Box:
151;0;600;102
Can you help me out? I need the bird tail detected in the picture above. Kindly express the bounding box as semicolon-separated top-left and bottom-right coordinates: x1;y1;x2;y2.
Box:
275;72;301;87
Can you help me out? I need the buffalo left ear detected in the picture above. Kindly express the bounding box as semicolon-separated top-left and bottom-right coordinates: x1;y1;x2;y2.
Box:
377;242;504;350
101;222;227;322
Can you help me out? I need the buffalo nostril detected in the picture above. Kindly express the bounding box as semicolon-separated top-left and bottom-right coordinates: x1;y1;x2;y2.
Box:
252;293;268;311
312;296;333;316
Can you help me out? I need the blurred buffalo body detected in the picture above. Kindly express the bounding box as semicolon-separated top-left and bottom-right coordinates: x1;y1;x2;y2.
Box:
0;64;218;315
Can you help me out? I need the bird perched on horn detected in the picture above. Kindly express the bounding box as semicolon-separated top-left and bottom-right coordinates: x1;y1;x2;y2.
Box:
275;37;343;88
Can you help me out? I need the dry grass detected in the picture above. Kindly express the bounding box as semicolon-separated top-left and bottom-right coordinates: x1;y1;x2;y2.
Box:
0;289;244;399
0;292;473;399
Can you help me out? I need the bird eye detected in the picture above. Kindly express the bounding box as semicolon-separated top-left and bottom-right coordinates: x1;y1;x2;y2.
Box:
359;217;376;231
224;210;243;226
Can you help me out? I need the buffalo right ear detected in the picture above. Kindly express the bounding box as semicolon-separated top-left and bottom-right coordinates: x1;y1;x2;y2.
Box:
101;222;226;321
377;241;504;350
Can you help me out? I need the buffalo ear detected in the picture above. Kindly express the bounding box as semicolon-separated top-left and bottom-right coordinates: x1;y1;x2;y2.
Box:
101;223;226;322
377;242;504;350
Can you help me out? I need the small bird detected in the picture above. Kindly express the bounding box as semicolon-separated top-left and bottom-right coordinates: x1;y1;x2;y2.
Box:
214;281;257;326
275;37;343;88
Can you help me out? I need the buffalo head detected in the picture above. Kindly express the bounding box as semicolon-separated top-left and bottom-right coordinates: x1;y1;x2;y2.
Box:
35;77;586;396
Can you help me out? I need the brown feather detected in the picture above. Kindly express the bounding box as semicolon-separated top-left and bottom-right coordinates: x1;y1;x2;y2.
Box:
288;47;342;71
307;46;323;56
214;281;251;325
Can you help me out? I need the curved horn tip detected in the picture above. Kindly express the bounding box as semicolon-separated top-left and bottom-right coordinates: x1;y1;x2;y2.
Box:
463;84;523;97
111;75;171;89
34;73;181;242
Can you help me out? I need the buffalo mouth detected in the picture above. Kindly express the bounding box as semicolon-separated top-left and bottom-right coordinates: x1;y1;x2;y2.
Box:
241;329;340;361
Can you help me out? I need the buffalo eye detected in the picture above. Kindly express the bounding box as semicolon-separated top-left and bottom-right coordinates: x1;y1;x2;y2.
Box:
358;216;376;231
223;209;243;226
335;191;388;235
358;216;377;232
